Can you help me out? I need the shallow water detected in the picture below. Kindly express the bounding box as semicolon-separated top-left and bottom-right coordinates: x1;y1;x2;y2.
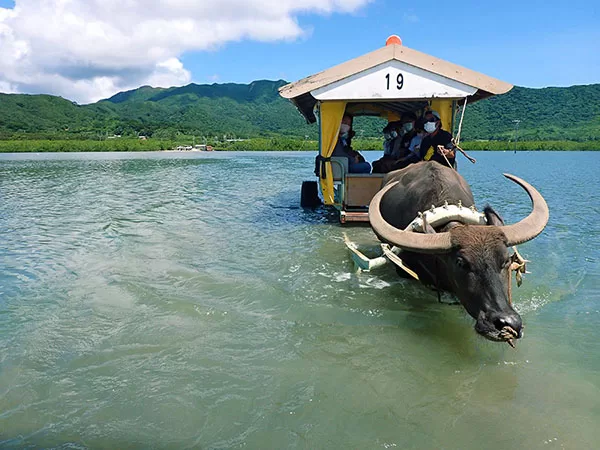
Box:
1;151;599;449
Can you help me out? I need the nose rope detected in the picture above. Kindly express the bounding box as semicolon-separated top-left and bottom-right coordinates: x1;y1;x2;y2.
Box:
508;246;528;304
504;247;528;348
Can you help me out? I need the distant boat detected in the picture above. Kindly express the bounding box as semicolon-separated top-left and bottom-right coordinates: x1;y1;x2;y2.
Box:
171;144;214;151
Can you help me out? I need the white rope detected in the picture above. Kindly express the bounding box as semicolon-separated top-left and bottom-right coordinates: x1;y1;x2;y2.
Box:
438;146;455;170
455;97;468;146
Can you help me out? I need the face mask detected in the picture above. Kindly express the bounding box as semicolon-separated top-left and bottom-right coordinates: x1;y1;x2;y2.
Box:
391;130;398;139
340;124;351;134
424;121;437;133
403;122;414;133
384;133;392;141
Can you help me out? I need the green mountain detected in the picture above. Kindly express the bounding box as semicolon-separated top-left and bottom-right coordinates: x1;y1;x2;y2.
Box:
464;85;600;141
1;80;599;142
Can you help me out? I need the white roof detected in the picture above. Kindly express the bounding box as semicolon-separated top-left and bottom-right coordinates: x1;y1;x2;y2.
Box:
279;43;512;122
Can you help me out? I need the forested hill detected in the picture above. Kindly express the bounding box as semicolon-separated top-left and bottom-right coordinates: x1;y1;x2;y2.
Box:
465;84;600;141
1;80;599;142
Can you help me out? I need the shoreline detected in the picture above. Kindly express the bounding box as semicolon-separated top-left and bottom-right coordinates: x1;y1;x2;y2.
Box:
0;138;599;152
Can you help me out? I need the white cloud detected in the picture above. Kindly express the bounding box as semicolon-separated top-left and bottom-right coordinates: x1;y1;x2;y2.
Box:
0;0;371;103
403;12;419;23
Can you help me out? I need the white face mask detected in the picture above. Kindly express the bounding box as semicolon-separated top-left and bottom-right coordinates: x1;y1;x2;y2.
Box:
340;124;351;134
424;121;437;133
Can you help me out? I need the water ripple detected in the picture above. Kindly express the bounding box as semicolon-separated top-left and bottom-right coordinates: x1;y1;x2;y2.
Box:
1;151;599;448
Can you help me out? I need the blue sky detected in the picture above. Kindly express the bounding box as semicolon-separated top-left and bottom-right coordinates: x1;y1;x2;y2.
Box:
0;0;598;103
182;0;599;88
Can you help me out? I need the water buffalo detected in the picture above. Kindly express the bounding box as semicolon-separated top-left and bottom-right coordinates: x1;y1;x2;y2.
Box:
369;161;549;345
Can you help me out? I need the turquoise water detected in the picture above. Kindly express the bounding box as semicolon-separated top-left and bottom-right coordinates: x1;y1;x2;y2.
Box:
1;151;599;449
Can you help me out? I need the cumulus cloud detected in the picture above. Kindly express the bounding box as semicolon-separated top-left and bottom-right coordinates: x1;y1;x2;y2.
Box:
0;0;371;103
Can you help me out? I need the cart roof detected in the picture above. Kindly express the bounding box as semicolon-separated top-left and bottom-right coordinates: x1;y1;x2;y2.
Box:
279;42;512;123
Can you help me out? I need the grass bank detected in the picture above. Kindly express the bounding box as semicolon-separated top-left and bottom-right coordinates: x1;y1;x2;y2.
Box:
1;137;599;152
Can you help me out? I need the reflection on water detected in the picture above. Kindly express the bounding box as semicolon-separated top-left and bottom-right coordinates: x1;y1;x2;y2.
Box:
0;151;599;448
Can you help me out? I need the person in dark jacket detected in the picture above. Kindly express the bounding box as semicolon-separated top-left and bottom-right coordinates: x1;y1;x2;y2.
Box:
372;112;417;173
372;121;402;173
419;110;456;168
396;112;418;159
332;114;371;173
392;118;426;170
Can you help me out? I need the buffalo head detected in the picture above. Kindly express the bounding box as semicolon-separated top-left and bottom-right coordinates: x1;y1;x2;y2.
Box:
369;173;549;345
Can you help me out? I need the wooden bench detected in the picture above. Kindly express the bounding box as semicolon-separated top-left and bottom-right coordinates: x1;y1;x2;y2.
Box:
330;156;384;210
345;173;384;207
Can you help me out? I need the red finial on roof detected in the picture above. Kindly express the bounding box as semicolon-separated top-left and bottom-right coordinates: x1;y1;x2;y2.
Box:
386;35;402;46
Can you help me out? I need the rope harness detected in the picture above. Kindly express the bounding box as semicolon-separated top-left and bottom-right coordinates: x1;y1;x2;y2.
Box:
437;97;477;170
507;246;528;305
498;248;528;348
455;97;468;147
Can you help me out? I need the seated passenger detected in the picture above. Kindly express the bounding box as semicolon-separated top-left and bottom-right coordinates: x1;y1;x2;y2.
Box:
372;112;419;173
418;110;456;168
383;122;401;158
396;112;418;158
409;118;426;158
372;121;402;173
392;118;426;170
332;114;371;173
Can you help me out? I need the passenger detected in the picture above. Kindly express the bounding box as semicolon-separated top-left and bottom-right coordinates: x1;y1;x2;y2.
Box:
409;118;427;158
382;122;400;158
332;114;371;173
372;121;402;173
392;118;426;170
373;112;418;173
418;110;455;168
396;112;418;158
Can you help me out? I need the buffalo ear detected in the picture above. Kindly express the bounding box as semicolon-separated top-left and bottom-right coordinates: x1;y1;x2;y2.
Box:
484;206;505;226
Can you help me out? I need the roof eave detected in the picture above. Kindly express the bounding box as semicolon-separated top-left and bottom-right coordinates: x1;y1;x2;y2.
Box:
279;45;394;100
279;44;513;101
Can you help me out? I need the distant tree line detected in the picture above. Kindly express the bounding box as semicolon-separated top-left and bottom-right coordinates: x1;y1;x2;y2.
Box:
1;81;599;147
2;137;598;153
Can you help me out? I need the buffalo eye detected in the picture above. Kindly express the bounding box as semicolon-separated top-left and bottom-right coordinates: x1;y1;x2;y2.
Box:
456;256;469;270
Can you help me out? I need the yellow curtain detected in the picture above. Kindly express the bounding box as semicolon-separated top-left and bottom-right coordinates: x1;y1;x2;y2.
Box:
387;111;401;123
319;100;347;205
387;111;402;122
430;99;454;134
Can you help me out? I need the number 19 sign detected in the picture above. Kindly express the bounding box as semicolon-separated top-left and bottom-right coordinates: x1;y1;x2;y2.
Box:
311;61;477;100
385;73;404;91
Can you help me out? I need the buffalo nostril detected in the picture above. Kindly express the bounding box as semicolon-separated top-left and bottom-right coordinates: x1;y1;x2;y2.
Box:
493;314;523;337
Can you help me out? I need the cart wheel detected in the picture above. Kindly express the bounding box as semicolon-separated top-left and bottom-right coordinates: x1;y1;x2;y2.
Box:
300;181;322;208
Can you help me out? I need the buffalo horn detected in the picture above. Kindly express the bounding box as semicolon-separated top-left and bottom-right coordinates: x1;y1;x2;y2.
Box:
500;174;549;246
368;181;454;254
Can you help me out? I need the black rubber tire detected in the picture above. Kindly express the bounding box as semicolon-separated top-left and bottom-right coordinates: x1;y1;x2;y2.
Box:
300;181;322;208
